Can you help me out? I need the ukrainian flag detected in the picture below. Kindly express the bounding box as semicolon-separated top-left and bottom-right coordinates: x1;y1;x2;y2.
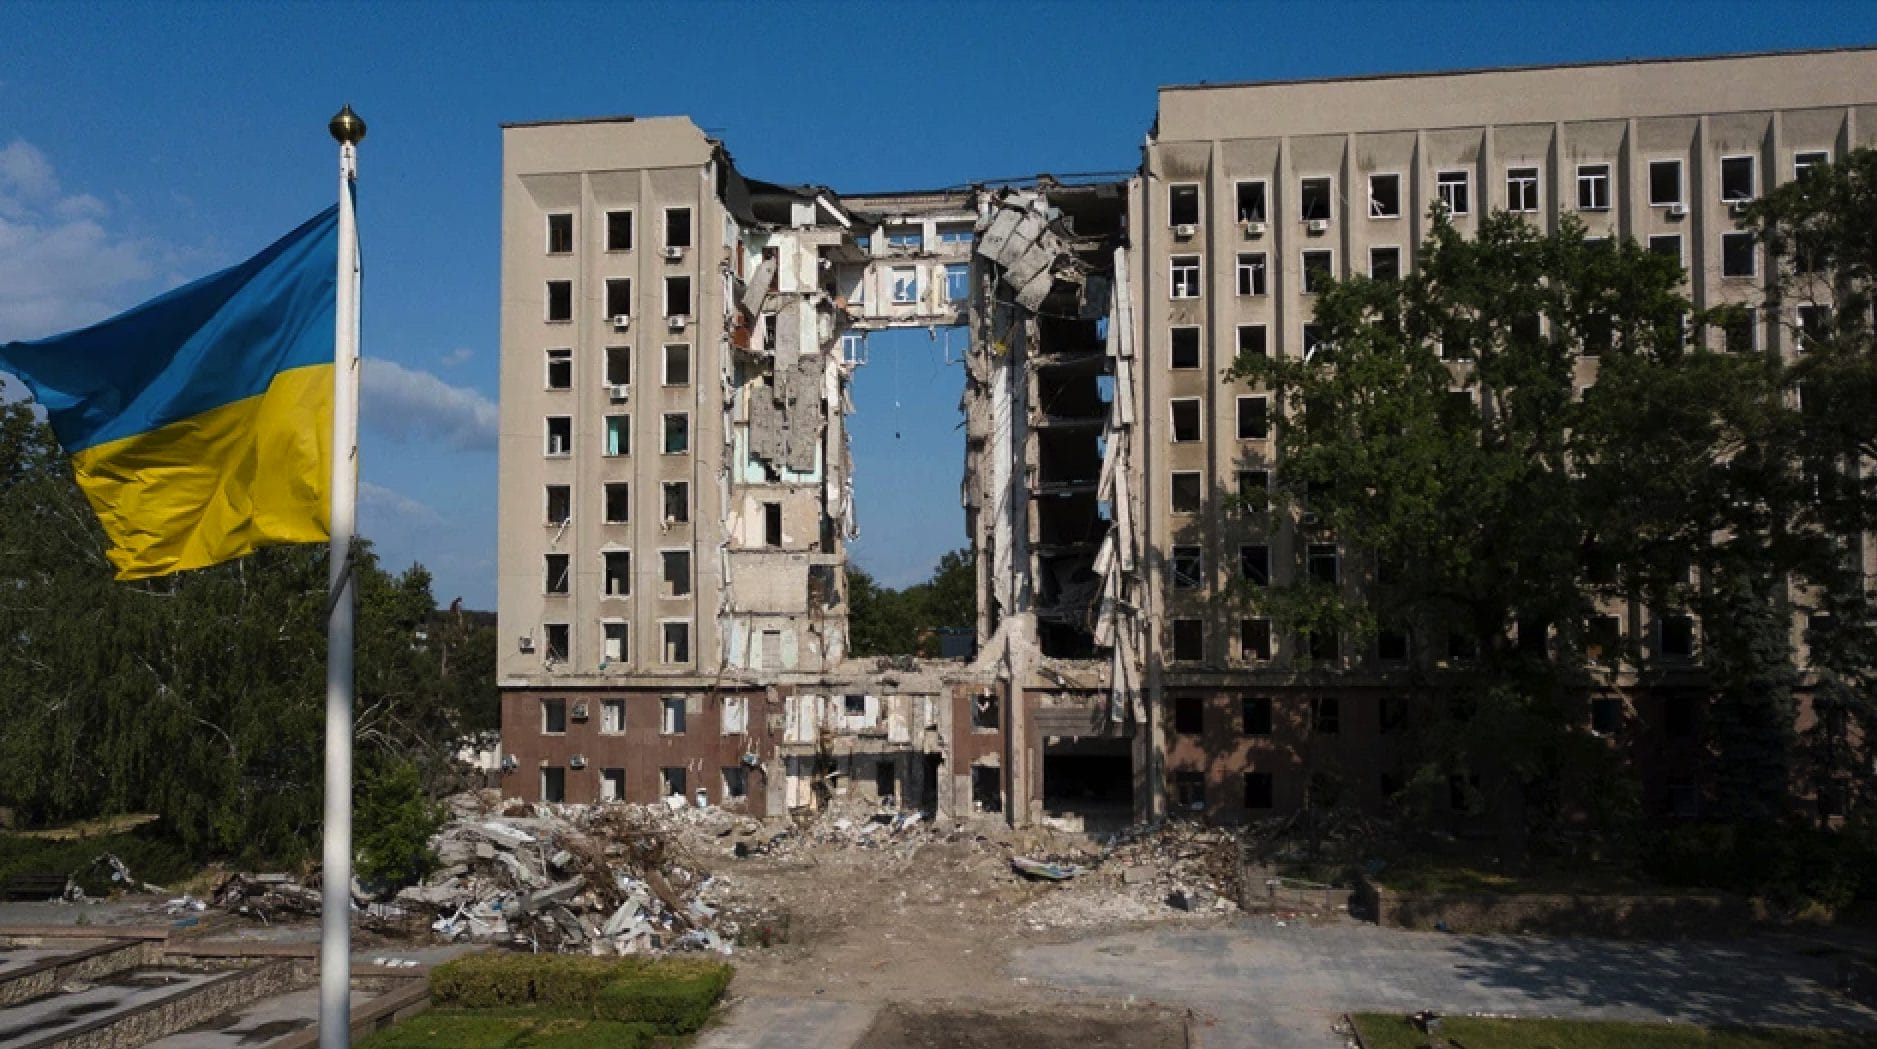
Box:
0;207;339;579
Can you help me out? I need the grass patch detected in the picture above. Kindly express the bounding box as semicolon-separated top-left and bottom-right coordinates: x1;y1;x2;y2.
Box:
1352;1013;1869;1049
356;1008;659;1049
0;828;198;895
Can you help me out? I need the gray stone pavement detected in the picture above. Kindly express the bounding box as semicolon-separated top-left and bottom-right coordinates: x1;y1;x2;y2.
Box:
696;995;878;1049
1013;920;1877;1049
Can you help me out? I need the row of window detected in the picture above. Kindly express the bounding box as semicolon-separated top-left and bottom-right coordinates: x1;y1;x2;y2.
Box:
533;620;691;666
858;263;970;306
543;207;691;255
543;482;781;541
543;344;688;390
541;549;688;599
539;694;744;735
543;276;693;324
1165;613;1699;665
540;764;748;805
862;223;975;253
1166;692;1701;741
1168;151;1833;228
543;413;691;458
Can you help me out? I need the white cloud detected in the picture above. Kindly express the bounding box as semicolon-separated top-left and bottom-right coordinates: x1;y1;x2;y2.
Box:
0;140;160;341
358;481;442;525
439;347;474;368
360;358;498;452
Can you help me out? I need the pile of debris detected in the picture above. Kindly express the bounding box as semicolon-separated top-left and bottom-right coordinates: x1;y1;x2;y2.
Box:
1010;821;1251;930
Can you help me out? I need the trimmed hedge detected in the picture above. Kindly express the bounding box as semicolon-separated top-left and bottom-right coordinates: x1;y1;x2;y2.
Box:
427;953;732;1036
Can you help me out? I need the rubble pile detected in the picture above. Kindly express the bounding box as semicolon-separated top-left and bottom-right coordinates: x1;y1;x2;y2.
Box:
1013;821;1250;930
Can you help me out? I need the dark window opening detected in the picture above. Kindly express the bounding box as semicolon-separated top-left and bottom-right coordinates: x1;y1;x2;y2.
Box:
1237;324;1268;358
665;275;691;316
1170;399;1202;442
604;551;630;597
1370;246;1401;281
1240;544;1270;586
605;278;632;319
1722;233;1756;277
541;767;566;803
1174;696;1204;735
543;623;569;662
1244;772;1273;810
1237;471;1269;512
971;691;999;730
874;759;896;799
971;765;1003;813
1170;546;1203;589
1172;619;1204;662
1368;173;1400;218
1170;472;1202;514
661;766;686;797
844;693;866;716
604;482;629;524
546;280;572;322
1168;184;1201;227
1436;170;1469;215
663;413;690;454
1302;250;1333;293
1242;697;1272;735
606;210;633;251
1720;156;1755;201
544;553;570;594
763;502;783;547
1300;177;1332;221
1170;327;1201;369
546;213;573;254
1306;629;1339;663
1648;159;1682;206
1660;614;1695;657
1378;630;1408;663
1236;252;1267;295
542;697;567;734
1241;619;1272;661
546;485;571;524
1172;770;1206;812
1311;697;1340;735
1238;396;1270;440
1307;543;1339;585
661;549;692;598
662;481;689;524
1236;181;1267;223
1591;697;1622;735
665;207;692;248
1664;696;1698;739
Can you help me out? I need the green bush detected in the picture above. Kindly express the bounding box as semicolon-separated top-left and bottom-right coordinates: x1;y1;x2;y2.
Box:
0;829;199;895
355;759;443;891
594;959;733;1034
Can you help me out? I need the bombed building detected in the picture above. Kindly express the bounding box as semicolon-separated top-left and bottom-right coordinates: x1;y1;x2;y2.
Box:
496;48;1877;828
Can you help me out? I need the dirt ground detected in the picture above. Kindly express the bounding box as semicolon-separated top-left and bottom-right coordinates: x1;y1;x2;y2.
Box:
852;1002;1186;1049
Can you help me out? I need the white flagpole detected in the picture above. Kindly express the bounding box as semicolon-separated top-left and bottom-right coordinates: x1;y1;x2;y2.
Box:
322;104;366;1049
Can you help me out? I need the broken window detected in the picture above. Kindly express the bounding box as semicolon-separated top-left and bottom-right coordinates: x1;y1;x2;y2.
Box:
875;759;896;799
545;416;572;457
1244;772;1273;810
1722;233;1756;277
545;347;572;389
1506;166;1540;212
1235;180;1267;223
1648;159;1682;206
1378;629;1409;663
1648;234;1681;264
885;226;923;249
1169;326;1201;369
1236;324;1268;359
546;212;574;254
1242;697;1272;735
605;278;632;320
843;693;866;716
606;210;633;251
722;766;748;801
604;415;629;457
1370;246;1401;282
1436;170;1470;215
1169;255;1201;299
605;345;631;386
1576;164;1611;211
1307;543;1339;585
661;549;691;598
1236;470;1269;513
1720;156;1755;202
1586;614;1622;664
602;482;629;524
1368;173;1401;218
661;766;686;797
1590;697;1622;736
1241;619;1273;661
762;502;782;547
663;344;690;385
1237;395;1269;440
544;554;570;594
664;207;691;249
1168;183;1201;227
1171;698;1201;739
1170;546;1202;590
600;768;624;802
890;267;918;304
1302;323;1329;361
1723;308;1758;353
971;692;999;731
1172;770;1206;812
1582;312;1612;357
662;481;689;524
1301;250;1333;293
1299;177;1332;222
722;695;749;734
1240;544;1270;586
1170;471;1202;514
545;485;571;525
601;698;625;735
541;767;566;803
661;696;687;735
663;413;689;454
1171;619;1204;662
1660;614;1695;658
1234;252;1267;296
1169;398;1201;443
543;623;569;662
1798;305;1832;352
603;551;630;597
602;622;627;663
937;222;974;245
546;280;572;322
971;766;1003;813
1311;697;1340;735
542;697;567;734
944;264;969;302
664;275;690;317
1795;150;1830;180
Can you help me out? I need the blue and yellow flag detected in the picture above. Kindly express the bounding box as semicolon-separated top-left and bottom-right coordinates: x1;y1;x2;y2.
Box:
0;207;339;580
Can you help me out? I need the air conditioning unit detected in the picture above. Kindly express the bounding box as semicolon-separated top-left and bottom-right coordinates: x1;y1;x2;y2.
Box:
667;315;687;331
664;246;685;260
1667;203;1687;218
569;754;587;769
1173;223;1197;239
1242;220;1266;237
608;384;629;401
1728;199;1752;215
571;701;590;720
611;314;631;330
1306;219;1330;234
518;635;536;653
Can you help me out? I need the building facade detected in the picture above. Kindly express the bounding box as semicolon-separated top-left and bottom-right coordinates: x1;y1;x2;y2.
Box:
497;49;1877;827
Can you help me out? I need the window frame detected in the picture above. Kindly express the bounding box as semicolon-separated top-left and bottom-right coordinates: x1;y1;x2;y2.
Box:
1236;394;1270;441
1236;323;1268;359
1169;255;1202;299
544;553;571;595
604;209;634;252
601;620;628;664
1169;471;1202;515
545;484;571;525
545;212;574;255
1576;163;1612;211
1301;250;1333;294
1241;618;1273;661
545;279;573;323
890;266;919;304
542;697;568;735
545;346;573;390
1720;232;1757;278
603;481;630;524
1368;172;1403;219
602;549;631;597
1299;176;1333;222
1167;182;1201;228
1170;618;1204;662
1169;326;1202;369
660;547;693;599
1369;245;1401;281
662;411;690;455
1239;544;1270;586
1169;545;1203;590
1234;180;1268;224
604;277;632;320
544;416;572;457
1435;169;1470;216
663;206;693;249
1235;252;1268;296
1719;156;1756;202
661;480;689;524
662;343;691;386
660;621;692;666
1793;150;1830;180
1647;158;1684;207
1506;166;1540;213
1169;397;1202;443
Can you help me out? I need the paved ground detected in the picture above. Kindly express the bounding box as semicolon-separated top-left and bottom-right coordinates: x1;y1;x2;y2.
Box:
697;995;878;1049
1013;921;1877;1049
0;967;225;1048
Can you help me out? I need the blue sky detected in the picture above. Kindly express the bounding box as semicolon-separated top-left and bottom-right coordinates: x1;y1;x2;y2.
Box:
1;1;1872;607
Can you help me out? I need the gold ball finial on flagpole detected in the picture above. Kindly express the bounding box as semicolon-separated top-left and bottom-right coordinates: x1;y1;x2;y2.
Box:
328;105;367;146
